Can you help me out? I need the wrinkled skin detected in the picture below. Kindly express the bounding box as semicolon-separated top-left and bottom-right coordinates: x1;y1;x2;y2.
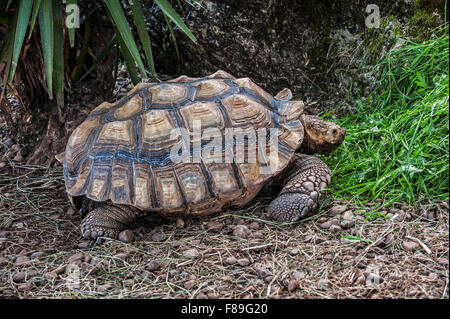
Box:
80;115;346;240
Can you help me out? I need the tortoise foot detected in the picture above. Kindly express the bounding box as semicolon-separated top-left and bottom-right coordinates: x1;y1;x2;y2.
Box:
266;193;315;222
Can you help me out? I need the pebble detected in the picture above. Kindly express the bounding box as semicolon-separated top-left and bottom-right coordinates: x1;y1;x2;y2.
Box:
78;241;90;249
152;232;167;242
146;260;161;271
18;283;32;291
329;225;342;233
0;257;9;267
224;256;237;265
250;231;264;239
11;144;21;152
197;292;208;299
233;225;251;239
437;257;448;266
183;248;200;258
13;153;23;162
53;264;67;274
206;220;223;231
317;278;329;290
402;241;419;252
320;219;338;229
114;253;129;260
287;279;299;292
184;280;196;289
30;251;45;259
44;272;57;280
365;273;382;288
237;258;250;266
292;271;306;281
248;222;260;230
289;248;299;256
13;271;27;283
340;220;356;229
118;230;134;243
0;162;6;169
15;256;30;266
97;284;113;292
68;252;84;263
176;218;185;228
342;210;354;220
330;205;347;215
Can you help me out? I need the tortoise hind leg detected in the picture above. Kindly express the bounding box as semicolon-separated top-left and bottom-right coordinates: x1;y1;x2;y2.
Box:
266;154;331;222
81;202;143;240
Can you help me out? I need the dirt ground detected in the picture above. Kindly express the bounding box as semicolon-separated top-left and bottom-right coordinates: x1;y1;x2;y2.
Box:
0;154;448;299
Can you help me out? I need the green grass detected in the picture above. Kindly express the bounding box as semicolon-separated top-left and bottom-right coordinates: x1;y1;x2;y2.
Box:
325;24;449;206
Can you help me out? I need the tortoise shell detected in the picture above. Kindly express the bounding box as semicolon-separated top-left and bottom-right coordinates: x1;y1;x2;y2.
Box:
61;70;305;217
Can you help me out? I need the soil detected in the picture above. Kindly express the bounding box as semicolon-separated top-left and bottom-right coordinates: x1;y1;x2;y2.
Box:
0;157;448;299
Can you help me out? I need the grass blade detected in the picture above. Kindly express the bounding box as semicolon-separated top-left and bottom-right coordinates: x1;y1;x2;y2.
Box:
9;0;33;82
102;0;147;77
27;0;41;40
163;12;180;61
38;0;54;99
52;0;64;121
154;0;197;42
128;0;156;79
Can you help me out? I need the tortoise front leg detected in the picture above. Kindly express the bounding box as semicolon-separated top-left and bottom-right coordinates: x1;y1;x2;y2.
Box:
266;154;331;222
81;202;143;240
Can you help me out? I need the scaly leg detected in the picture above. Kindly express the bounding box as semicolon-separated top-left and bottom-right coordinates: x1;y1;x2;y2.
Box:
80;201;143;240
266;154;331;222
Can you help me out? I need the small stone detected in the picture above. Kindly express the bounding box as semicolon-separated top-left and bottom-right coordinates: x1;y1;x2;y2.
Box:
68;252;84;263
30;251;45;259
237;258;250;266
197;292;208;299
249;222;260;230
78;241;90;249
329;225;342;233
288;279;299;292
17;283;32;291
184;280;196;289
13;271;27;283
176;218;185;228
356;274;366;285
330;205;347;215
183;248;200;258
317;278;328;290
233;225;251;239
15;256;30;266
118;230;134;243
66;207;77;216
342;210;354;220
13;153;23;162
365;273;382;288
340;220;356;229
151;232;167;242
44;272;57;280
54;264;67;274
402;241;419;252
0;257;8;267
289;248;299;256
292;271;306;281
97;284;113;292
114;253;129;260
206;220;223;231
146;260;161;271
224;256;237;265
437;257;448;266
0;162;6;169
251;231;264;239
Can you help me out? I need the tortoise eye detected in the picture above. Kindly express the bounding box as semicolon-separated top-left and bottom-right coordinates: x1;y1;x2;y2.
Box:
332;129;337;135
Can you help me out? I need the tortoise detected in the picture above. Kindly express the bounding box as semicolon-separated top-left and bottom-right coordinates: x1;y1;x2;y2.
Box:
56;70;345;240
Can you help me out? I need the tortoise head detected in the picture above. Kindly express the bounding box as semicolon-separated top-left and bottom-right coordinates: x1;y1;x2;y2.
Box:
299;114;346;155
